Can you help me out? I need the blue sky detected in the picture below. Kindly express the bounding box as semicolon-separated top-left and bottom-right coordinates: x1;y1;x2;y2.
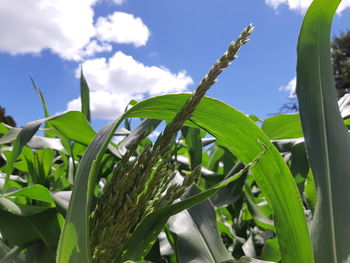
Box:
1;0;350;128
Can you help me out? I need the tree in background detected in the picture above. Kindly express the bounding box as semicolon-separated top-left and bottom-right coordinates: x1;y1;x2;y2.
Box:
332;30;350;98
280;30;350;112
0;106;16;127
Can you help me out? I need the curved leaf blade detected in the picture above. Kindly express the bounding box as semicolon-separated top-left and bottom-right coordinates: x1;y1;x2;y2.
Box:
261;113;302;140
126;95;313;263
296;0;350;261
57;95;313;263
167;185;233;263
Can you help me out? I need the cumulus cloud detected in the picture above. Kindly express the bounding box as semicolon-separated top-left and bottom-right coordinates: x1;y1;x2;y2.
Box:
95;12;150;47
279;77;297;98
0;1;149;60
67;51;193;119
0;0;97;60
265;0;350;14
112;0;125;5
80;40;112;57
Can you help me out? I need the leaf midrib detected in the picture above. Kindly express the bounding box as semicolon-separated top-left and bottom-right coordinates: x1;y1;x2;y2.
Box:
315;12;337;262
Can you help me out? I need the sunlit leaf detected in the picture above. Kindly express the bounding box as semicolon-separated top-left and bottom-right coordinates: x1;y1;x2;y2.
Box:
297;0;349;261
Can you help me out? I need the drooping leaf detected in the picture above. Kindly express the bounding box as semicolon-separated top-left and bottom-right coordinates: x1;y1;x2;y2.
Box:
48;112;95;146
52;191;71;211
0;197;51;216
0;128;21;145
26;136;66;153
296;0;349;261
211;162;246;207
118;118;161;150
261;113;302;140
57;95;312;263
125;94;313;262
0;208;62;257
5;185;55;206
167;184;233;263
0;111;95;193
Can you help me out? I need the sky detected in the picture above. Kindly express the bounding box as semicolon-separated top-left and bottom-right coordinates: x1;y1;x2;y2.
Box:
1;0;350;129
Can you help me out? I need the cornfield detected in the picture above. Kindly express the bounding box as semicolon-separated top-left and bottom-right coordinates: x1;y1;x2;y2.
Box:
0;0;348;262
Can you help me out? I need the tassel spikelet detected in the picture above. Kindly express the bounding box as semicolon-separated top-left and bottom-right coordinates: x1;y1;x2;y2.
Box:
90;24;254;263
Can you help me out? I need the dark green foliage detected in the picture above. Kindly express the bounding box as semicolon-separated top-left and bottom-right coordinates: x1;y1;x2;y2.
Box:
332;30;350;97
0;106;16;127
1;1;347;262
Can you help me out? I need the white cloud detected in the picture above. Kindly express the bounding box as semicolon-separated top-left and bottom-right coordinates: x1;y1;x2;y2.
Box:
77;51;193;95
80;40;112;57
0;0;98;60
112;0;125;5
95;12;150;47
67;51;193;120
265;0;350;14
279;77;297;99
0;1;149;60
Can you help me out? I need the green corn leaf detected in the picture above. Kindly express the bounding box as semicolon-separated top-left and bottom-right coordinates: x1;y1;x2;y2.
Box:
26;136;66;153
207;146;225;172
2;119;44;194
181;127;202;169
5;184;55;206
0;129;66;154
260;239;281;262
211;162;246;207
0;123;9;135
0;197;50;216
0;111;95;193
57;94;312;263
48;111;95;146
243;184;274;230
261;113;302;139
304;169;317;214
80;68;91;123
118;118;161;150
30;76;54;139
56;118;122;263
296;0;350;261
30;76;50;118
167;184;234;263
0;127;21;145
125;95;313;263
0;208;62;259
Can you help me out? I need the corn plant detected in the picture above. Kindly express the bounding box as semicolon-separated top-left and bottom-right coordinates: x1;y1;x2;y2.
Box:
0;0;348;262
